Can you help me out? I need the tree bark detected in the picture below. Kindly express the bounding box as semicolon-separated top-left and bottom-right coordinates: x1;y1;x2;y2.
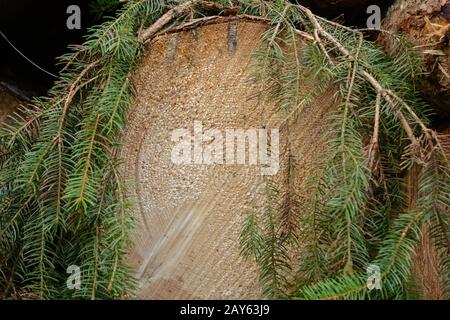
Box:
380;0;450;120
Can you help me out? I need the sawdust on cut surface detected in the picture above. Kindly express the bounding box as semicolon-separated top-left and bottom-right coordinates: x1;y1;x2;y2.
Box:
122;20;336;299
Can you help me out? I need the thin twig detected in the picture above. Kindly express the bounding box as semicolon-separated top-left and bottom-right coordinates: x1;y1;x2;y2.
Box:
367;92;382;172
155;14;270;37
139;0;202;42
362;71;417;144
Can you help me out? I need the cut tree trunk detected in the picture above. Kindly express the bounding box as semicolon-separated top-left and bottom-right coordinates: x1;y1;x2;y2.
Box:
123;18;336;299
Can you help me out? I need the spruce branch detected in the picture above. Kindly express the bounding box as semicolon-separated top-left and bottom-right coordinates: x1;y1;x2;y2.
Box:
293;4;441;156
240;0;449;299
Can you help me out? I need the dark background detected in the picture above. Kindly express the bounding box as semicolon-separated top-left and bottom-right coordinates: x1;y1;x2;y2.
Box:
296;0;393;26
0;0;102;96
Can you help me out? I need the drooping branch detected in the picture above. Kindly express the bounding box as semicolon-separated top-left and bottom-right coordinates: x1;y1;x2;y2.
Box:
294;4;443;156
